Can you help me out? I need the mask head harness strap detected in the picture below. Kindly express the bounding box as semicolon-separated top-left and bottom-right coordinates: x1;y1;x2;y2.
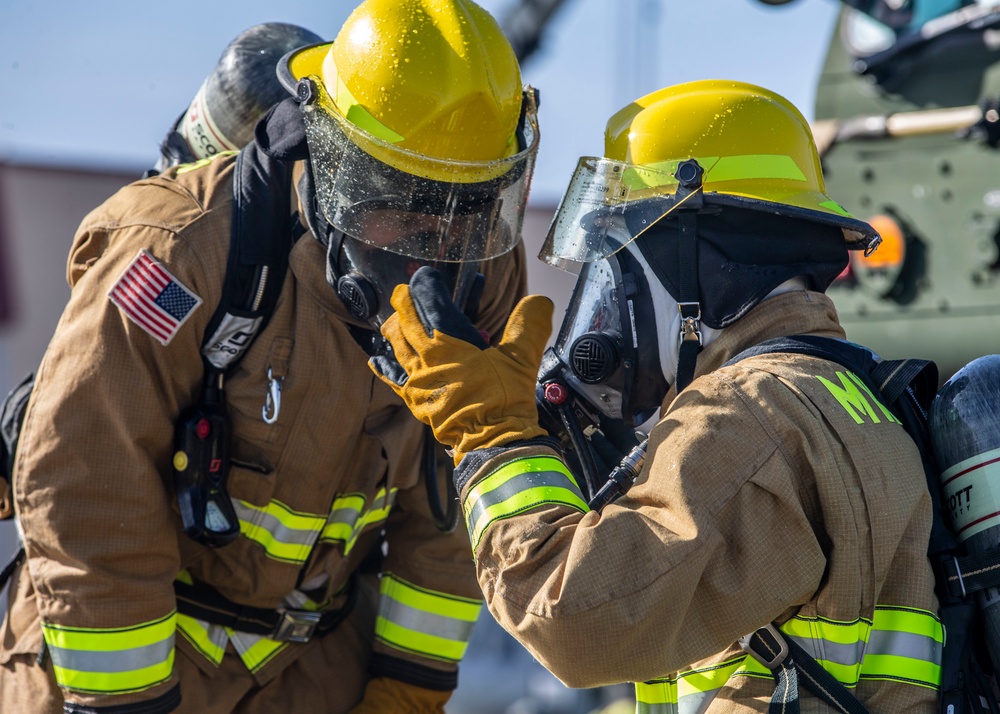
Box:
673;159;705;393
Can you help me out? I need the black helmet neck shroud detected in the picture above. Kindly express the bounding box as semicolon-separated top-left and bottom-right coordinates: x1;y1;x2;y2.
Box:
635;176;848;391
633;205;850;330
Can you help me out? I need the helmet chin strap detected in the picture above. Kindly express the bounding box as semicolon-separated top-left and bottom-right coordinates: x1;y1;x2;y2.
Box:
672;161;707;393
665;275;809;390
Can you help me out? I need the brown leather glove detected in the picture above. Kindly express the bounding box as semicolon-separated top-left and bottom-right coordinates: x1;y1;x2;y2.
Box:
370;266;553;464
349;677;451;714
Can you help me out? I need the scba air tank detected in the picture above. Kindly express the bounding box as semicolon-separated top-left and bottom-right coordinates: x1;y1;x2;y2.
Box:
929;354;1000;675
155;22;323;172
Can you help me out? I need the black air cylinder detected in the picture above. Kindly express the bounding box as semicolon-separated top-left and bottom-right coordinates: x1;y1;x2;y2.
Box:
158;22;322;170
929;354;1000;675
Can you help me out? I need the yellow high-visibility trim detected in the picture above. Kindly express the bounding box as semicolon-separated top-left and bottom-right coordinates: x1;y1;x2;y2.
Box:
781;614;872;646
176;613;226;667
736;607;942;688
860;654;942;689
319;487;397;555
621;154;806;191
376;574;482;663
231;633;287;673
236;498;326;564
51;657;175;695
380;575;481;622
43;612;176;694
464;456;587;549
874;607;944;641
41;612;175;652
175;151;238;174
375;619;468;663
634;656;746;707
635;607;942;708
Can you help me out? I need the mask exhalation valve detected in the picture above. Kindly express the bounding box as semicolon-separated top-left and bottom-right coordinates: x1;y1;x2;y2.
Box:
337;274;378;321
570;333;621;384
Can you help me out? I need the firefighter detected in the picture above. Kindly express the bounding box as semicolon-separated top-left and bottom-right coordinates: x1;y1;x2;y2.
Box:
0;1;537;712
371;80;944;712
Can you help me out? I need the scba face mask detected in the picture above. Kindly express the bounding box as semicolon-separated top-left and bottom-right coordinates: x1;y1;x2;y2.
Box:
540;229;671;428
300;80;539;334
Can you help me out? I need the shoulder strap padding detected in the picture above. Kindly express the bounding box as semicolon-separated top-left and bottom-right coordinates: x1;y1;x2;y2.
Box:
201;140;295;372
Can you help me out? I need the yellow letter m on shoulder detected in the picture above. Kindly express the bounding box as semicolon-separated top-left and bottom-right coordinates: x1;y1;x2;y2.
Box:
817;371;901;425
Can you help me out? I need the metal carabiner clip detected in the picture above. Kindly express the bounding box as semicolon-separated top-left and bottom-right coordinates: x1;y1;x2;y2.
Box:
263;367;282;425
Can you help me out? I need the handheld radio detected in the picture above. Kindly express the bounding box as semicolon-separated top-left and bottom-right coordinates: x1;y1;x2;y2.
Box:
172;372;240;546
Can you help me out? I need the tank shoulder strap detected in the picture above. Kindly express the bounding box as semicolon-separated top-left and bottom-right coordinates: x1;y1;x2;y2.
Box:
200;140;300;373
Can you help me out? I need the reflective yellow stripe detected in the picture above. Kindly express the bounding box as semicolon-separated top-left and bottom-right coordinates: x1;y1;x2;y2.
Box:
635;656;746;713
875;606;945;640
622;154;807;190
175;151;238;174
735;607;942;688
637;606;942;708
234;498;326;564
863;607;944;688
176;613;227;667
319;487;397;555
375;574;482;663
463;456;587;550
42;612;176;694
321;493;366;542
229;631;288;673
819;199;852;217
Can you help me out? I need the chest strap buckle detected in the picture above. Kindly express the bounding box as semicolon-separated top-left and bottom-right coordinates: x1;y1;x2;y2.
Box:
272;609;324;643
738;622;790;670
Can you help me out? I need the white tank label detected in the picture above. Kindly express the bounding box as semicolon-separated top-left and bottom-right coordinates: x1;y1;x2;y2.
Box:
940;446;1000;540
180;80;238;159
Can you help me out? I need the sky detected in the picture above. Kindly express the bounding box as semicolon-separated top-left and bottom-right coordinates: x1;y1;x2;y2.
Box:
0;0;842;206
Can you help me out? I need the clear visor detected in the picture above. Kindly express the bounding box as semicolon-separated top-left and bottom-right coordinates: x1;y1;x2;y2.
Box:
540;156;718;272
302;81;539;263
552;258;627;420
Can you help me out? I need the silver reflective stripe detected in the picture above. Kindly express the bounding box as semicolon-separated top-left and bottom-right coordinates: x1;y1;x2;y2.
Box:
327;509;358;529
232;499;324;563
378;598;477;643
793;635;867;668
678;690;717;714
230;631;287;673
47;638;174;674
465;469;578;529
636;691;716;714
176;614;228;666
868;628;942;663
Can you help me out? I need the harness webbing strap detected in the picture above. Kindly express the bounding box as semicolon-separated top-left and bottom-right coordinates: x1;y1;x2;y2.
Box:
173;576;356;640
743;626;872;714
674;210;700;394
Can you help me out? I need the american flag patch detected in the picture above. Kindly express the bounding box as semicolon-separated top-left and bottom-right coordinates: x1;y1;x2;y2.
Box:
108;249;203;346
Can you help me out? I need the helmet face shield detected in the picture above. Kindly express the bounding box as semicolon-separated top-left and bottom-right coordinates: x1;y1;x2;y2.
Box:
540;156;715;272
540;149;880;273
302;81;539;264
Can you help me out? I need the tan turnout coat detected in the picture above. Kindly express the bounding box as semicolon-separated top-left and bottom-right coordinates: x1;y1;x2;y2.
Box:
464;291;940;713
0;153;526;713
